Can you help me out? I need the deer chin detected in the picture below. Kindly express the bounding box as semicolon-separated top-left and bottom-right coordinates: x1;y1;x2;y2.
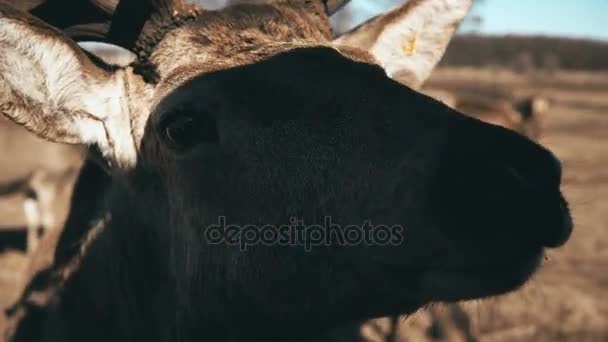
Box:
418;247;544;302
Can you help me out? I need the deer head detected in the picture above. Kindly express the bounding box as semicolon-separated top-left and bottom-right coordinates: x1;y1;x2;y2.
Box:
0;0;572;339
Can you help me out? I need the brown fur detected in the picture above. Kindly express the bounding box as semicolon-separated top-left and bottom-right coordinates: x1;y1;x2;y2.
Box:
149;3;334;79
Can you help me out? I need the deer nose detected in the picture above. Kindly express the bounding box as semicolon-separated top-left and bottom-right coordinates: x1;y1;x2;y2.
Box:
495;133;572;248
434;119;572;248
495;127;562;191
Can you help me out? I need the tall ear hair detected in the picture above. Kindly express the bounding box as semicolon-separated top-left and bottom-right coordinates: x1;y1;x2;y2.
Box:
333;0;472;89
0;4;139;167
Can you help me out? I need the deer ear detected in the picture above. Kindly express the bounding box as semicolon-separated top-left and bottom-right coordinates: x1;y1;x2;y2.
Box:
0;4;138;167
333;0;471;89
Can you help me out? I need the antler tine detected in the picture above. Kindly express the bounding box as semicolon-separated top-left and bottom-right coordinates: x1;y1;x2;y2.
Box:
7;0;181;50
106;0;202;60
106;0;153;49
28;0;114;29
3;0;118;42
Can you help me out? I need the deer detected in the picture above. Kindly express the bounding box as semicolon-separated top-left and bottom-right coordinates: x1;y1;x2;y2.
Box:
0;0;572;341
3;1;470;338
0;0;123;255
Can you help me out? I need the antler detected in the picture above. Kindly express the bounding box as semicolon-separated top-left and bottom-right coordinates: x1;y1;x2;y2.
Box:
106;0;202;60
31;0;115;32
7;0;201;55
106;0;153;49
2;0;118;41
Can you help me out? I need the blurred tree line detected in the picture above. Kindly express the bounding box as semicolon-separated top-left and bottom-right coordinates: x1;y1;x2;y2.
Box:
442;0;608;72
440;35;608;71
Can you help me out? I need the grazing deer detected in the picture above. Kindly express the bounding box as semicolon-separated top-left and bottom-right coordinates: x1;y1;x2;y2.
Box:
423;88;550;140
514;95;550;138
1;0;572;341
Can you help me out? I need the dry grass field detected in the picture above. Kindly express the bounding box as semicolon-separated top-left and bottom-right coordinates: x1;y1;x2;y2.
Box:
0;67;606;341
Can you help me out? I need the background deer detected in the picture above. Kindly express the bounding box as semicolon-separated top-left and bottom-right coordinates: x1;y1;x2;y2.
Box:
423;87;550;140
0;0;572;341
0;117;82;255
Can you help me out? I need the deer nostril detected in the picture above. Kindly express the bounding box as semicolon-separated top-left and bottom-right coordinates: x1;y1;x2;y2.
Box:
503;146;563;193
504;165;525;186
534;149;563;188
498;153;571;248
549;152;563;184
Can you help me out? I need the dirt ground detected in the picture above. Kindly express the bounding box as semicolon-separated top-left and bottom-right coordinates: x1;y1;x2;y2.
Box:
0;68;606;341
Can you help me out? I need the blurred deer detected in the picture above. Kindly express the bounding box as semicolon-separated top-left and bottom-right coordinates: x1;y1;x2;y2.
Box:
424;88;550;140
0;118;83;254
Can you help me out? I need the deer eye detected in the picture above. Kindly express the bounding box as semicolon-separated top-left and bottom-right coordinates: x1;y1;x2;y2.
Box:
160;111;219;151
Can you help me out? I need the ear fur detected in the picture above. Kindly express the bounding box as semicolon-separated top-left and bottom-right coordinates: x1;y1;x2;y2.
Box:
333;0;472;89
0;4;140;167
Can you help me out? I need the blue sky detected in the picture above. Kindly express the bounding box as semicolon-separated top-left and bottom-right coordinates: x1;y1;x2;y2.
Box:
331;0;608;40
462;0;608;40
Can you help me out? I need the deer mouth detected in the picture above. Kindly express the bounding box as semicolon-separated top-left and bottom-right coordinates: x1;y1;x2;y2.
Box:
418;247;544;302
413;189;572;303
